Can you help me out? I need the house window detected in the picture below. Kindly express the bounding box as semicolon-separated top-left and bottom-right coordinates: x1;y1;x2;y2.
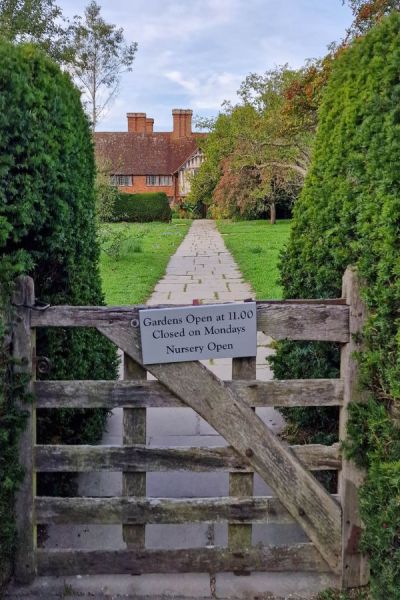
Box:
146;175;173;186
110;175;133;186
146;175;157;186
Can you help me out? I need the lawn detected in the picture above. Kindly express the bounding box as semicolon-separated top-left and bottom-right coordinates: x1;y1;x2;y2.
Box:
100;220;191;304
216;219;291;299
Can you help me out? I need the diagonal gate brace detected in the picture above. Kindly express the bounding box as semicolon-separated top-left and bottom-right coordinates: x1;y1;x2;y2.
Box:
98;324;342;573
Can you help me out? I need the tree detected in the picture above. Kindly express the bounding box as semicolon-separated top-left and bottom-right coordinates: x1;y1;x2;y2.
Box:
190;2;397;223
95;157;119;223
211;157;262;219
69;1;137;129
343;0;400;39
186;111;240;216
190;65;319;221
236;60;334;181
0;1;138;126
0;0;69;60
227;66;316;221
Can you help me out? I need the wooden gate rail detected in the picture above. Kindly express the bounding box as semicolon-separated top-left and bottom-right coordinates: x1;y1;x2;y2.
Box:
34;443;341;472
30;300;349;342
36;545;330;576
34;494;339;525
12;268;368;589
34;378;344;408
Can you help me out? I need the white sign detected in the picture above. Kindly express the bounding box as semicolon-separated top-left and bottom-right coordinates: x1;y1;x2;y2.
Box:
139;302;257;365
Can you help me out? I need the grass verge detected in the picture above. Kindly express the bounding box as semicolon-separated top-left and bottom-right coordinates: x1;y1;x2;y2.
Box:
216;220;291;299
100;220;191;305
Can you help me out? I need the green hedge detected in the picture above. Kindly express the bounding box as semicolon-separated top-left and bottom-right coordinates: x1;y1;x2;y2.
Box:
113;192;171;222
0;42;117;585
273;13;400;597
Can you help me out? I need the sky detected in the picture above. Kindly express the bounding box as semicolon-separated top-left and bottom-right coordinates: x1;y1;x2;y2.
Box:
57;0;354;132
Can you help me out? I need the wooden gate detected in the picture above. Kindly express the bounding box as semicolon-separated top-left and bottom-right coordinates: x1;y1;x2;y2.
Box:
11;267;369;589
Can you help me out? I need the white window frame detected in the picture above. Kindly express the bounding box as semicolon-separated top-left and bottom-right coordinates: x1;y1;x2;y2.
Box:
110;175;133;187
146;175;173;186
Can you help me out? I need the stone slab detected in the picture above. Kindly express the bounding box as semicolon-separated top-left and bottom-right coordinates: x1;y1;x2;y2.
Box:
5;574;213;599
215;572;340;599
5;572;339;599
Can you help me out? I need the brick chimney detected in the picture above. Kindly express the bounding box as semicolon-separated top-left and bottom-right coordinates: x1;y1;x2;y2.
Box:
146;118;154;134
172;109;192;139
127;112;147;133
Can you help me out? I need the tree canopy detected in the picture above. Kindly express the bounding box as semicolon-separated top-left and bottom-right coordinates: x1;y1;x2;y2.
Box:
0;0;138;128
188;61;329;220
68;1;137;130
188;0;400;221
0;0;68;61
344;0;400;38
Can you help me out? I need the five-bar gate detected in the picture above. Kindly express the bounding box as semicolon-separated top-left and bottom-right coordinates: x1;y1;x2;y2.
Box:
12;267;369;589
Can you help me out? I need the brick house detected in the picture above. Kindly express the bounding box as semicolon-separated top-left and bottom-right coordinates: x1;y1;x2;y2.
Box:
94;109;205;203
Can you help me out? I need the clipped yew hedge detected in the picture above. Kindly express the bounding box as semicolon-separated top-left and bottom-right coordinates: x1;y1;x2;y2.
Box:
273;13;400;597
0;42;117;583
113;192;171;222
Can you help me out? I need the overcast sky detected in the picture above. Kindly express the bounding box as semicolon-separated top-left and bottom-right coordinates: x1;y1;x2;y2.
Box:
57;0;353;132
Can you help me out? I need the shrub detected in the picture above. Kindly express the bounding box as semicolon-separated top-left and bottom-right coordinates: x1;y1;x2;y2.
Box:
273;12;400;595
0;41;117;583
113;192;171;222
98;224;147;259
95;161;119;223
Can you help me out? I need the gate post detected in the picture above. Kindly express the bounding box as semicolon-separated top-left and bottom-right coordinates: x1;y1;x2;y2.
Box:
340;267;369;588
12;276;36;583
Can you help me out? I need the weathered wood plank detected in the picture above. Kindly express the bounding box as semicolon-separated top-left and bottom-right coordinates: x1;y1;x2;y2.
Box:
12;276;36;584
34;378;344;409
35;443;341;472
36;495;341;525
340;268;369;588
122;354;146;548
37;544;330;575
256;303;349;342
98;325;342;573
229;357;256;554
31;301;349;342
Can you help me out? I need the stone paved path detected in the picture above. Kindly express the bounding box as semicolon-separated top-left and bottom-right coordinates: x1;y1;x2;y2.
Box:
144;220;286;532
149;219;253;305
148;219;273;381
13;220;337;599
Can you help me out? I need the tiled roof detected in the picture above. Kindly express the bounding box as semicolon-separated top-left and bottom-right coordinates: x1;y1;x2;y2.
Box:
94;132;204;175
